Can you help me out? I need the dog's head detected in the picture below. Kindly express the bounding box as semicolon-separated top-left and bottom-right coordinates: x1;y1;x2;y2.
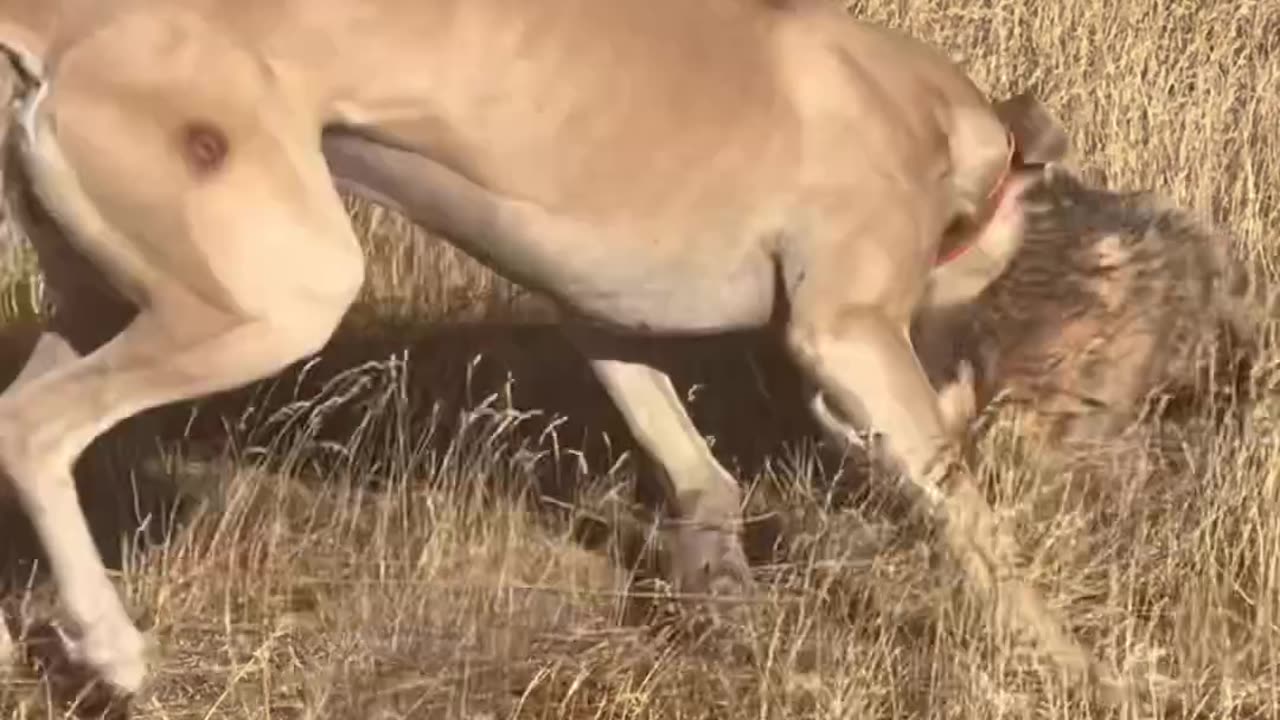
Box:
923;91;1072;312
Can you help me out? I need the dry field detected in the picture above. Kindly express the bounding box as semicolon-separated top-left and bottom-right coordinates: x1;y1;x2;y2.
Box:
1;0;1279;718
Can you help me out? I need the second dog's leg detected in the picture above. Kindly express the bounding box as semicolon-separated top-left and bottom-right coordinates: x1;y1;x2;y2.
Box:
570;331;752;600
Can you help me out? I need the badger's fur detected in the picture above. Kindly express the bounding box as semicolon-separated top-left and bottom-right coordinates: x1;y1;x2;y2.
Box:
920;164;1277;449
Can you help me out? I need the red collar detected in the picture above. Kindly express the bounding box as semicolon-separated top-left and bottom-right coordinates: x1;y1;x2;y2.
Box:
935;130;1017;266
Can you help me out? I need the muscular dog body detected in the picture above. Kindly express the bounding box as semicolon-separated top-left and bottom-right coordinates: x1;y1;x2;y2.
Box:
0;0;1117;704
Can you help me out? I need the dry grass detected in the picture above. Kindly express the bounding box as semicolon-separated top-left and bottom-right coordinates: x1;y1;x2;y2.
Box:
1;0;1279;718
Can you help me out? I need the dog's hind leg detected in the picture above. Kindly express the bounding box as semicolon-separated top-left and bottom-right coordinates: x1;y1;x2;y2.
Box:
0;15;365;693
0;331;77;673
0;130;144;678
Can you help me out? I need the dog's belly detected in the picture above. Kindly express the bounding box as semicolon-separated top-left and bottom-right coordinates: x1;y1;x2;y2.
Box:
324;130;781;335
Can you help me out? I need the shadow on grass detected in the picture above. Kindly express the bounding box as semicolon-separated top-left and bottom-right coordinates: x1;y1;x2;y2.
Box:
0;312;863;598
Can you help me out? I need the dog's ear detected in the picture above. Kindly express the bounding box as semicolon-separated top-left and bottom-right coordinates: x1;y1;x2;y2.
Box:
993;91;1070;166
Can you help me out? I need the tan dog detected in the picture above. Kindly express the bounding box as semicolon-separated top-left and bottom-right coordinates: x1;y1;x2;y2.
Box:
0;0;1119;703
